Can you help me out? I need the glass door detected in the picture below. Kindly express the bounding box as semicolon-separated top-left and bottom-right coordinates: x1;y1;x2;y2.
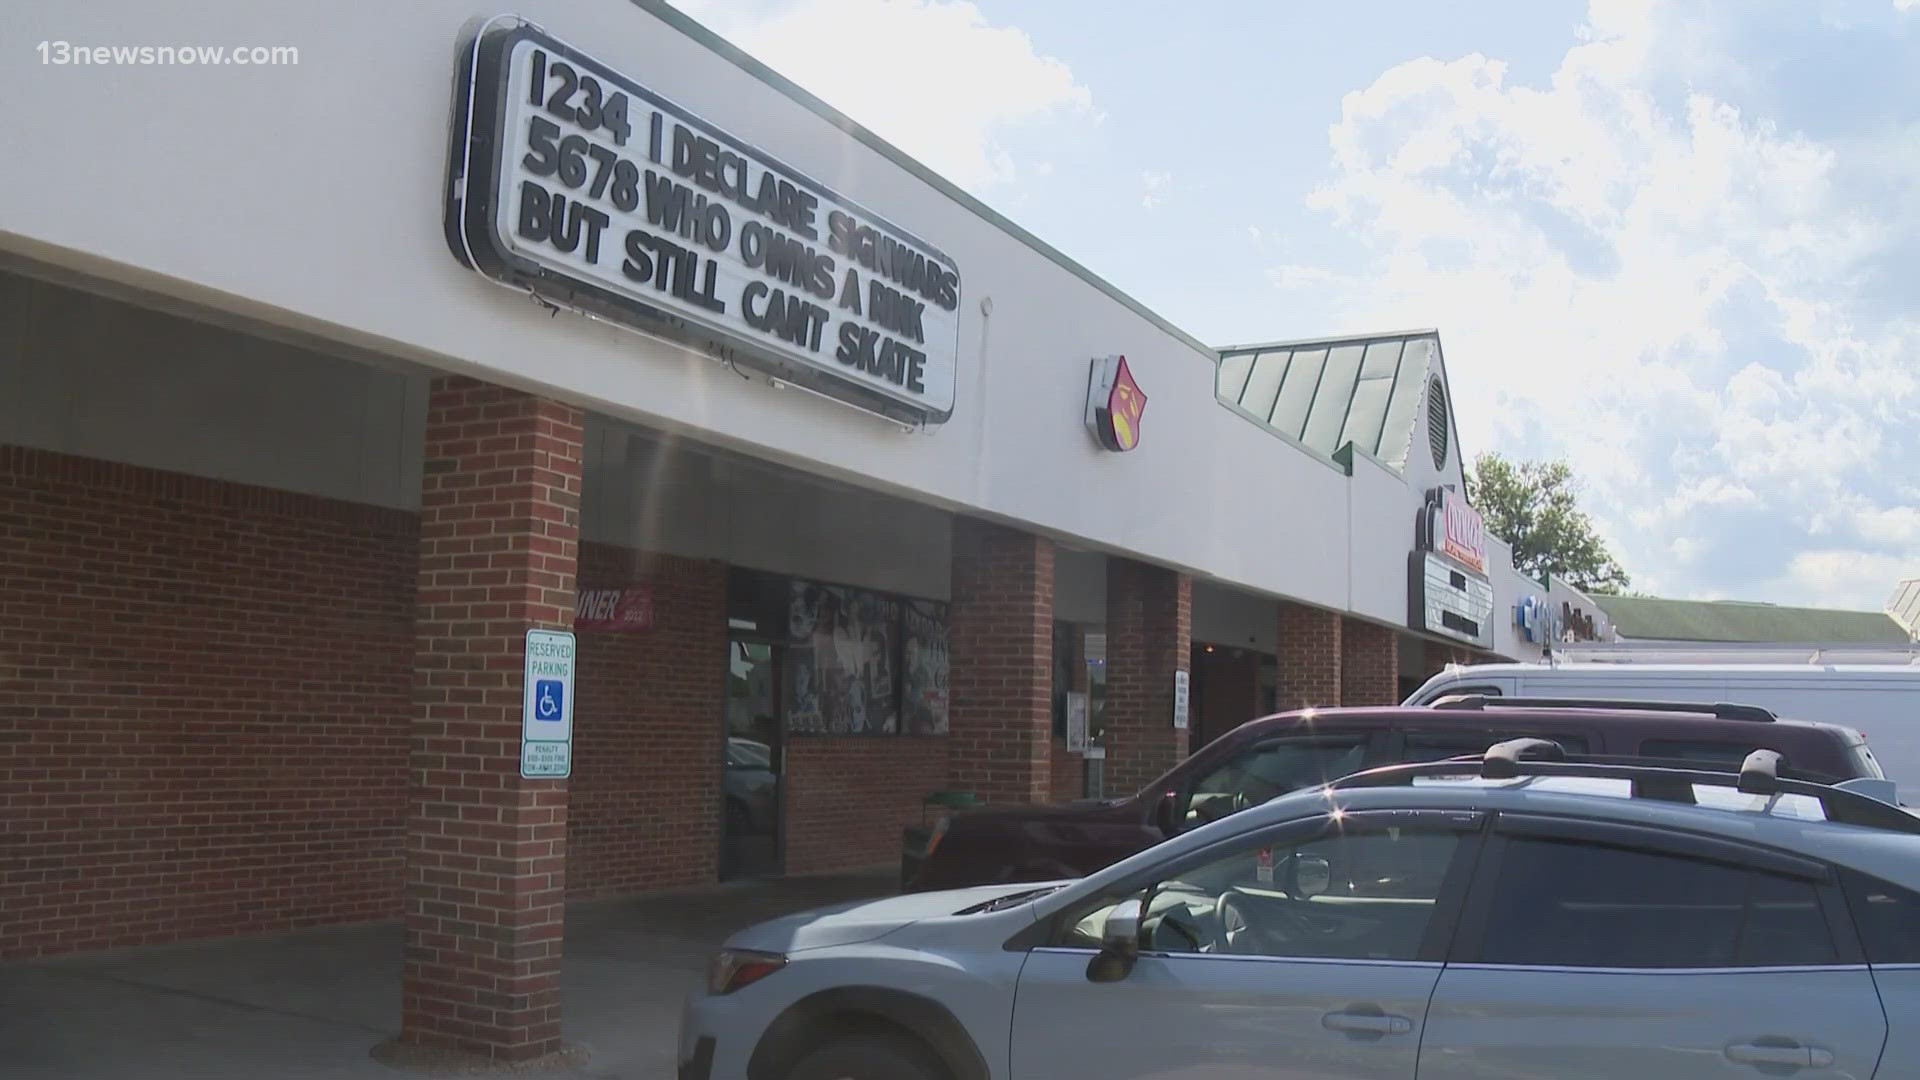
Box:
722;639;783;879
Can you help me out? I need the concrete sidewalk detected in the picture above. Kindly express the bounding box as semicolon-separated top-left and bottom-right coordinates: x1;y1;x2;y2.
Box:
0;872;894;1080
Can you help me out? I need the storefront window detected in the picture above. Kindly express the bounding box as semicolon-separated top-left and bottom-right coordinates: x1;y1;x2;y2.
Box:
901;599;950;735
729;569;949;737
786;581;900;734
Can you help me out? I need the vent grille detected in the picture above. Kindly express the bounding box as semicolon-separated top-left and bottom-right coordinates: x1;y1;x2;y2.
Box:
1427;377;1450;470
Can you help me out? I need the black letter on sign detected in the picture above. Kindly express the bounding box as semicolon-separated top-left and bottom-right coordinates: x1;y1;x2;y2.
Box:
837;268;863;314
742;281;770;329
517;181;552;242
579;204;611;264
621;229;654;282
835;322;863;366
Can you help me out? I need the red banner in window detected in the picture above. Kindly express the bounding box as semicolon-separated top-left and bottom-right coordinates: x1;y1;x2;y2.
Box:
574;586;654;632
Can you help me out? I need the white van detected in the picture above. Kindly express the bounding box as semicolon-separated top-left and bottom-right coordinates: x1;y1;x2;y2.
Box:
1405;662;1920;797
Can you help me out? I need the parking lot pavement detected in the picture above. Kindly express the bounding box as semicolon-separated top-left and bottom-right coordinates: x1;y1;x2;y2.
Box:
0;871;895;1080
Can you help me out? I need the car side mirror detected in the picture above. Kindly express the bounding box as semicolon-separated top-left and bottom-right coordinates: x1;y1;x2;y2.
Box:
1086;898;1143;983
1290;853;1332;898
1153;790;1180;835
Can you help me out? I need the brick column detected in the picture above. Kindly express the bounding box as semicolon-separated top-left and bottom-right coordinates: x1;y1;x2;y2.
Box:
401;378;582;1063
1277;600;1342;709
1340;618;1402;706
948;520;1054;804
1105;559;1191;795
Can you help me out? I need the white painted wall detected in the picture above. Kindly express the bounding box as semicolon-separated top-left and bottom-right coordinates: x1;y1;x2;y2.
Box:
0;0;1538;644
1346;450;1414;626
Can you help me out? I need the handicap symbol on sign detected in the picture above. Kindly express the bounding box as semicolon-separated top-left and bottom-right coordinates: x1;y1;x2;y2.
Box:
534;679;565;722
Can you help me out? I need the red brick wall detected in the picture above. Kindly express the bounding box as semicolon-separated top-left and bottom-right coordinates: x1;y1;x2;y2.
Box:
568;547;724;895
1049;747;1085;802
1419;640;1477;679
948;521;1055;804
1278;601;1343;709
1104;559;1191;796
0;446;417;961
784;736;948;874
1340;618;1402;706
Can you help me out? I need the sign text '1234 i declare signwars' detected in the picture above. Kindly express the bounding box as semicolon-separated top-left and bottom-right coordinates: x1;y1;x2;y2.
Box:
445;20;963;426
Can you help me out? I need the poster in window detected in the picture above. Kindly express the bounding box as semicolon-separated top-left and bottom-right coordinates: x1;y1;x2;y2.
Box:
787;581;899;734
903;599;950;735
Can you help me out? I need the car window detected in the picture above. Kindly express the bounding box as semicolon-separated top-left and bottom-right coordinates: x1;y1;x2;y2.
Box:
1839;867;1920;963
1479;837;1837;968
1058;825;1462;962
1182;737;1369;826
1849;742;1886;780
727;740;771;767
1640;739;1787;769
1420;684;1503;705
1402;731;1590;761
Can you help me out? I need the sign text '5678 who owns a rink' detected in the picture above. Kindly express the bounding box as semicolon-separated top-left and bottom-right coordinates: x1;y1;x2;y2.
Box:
446;21;963;425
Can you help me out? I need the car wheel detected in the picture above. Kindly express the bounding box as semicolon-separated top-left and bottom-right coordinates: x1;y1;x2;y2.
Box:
785;1034;945;1080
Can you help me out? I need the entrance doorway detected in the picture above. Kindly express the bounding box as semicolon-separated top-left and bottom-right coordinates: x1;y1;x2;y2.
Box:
1188;644;1274;750
722;639;784;879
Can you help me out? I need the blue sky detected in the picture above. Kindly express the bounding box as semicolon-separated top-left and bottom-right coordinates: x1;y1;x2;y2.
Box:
680;0;1920;610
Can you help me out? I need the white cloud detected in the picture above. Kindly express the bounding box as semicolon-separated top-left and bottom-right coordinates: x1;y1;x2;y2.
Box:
1778;551;1920;609
706;0;1093;191
1141;170;1173;209
1852;506;1920;548
1267;265;1339;289
1898;0;1919;12
1303;0;1920;609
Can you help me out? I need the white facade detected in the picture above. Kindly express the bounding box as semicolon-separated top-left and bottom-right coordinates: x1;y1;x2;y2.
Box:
0;0;1568;659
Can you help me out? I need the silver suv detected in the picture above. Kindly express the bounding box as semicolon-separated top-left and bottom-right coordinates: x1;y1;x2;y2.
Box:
679;742;1920;1080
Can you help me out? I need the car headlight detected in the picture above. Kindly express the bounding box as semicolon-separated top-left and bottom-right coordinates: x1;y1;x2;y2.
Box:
708;948;787;995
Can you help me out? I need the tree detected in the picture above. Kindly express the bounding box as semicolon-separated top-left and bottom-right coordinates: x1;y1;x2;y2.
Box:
1466;452;1631;594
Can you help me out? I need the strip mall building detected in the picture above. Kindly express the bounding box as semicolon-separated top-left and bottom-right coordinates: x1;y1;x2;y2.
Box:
1;0;1612;1059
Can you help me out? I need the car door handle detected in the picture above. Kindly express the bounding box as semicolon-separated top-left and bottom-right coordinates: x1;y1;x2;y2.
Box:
1725;1042;1831;1069
1322;1010;1413;1036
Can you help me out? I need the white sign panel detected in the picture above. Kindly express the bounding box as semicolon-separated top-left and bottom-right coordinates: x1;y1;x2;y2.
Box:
521;628;576;779
1065;691;1090;753
1172;670;1191;730
448;22;963;425
1412;551;1497;649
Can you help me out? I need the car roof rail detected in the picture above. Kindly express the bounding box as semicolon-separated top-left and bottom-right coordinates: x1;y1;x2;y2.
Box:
1430;695;1777;723
1332;738;1920;835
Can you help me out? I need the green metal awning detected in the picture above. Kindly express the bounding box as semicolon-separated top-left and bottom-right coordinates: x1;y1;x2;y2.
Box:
1214;329;1440;470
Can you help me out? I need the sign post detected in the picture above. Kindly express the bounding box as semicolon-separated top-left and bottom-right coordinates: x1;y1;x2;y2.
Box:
521;628;576;779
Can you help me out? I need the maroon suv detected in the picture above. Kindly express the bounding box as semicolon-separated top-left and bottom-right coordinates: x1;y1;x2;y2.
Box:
902;696;1885;892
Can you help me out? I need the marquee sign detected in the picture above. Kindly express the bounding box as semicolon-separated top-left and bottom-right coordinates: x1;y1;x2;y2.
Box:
1409;487;1496;649
1433;487;1487;573
445;20;963;426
